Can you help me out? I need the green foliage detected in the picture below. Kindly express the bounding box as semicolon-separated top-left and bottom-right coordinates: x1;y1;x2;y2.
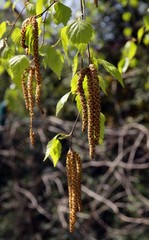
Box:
66;19;94;44
0;21;6;38
56;92;71;116
53;2;72;26
9;55;29;88
40;45;64;78
98;59;124;87
44;135;62;166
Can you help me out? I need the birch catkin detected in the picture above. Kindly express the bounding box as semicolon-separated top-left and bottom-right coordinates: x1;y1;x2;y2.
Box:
66;149;82;232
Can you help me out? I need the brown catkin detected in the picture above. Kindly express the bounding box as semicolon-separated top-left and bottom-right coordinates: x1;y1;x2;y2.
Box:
77;68;88;132
20;17;31;54
89;64;101;145
86;67;96;159
21;69;29;110
31;17;43;113
27;66;35;146
66;149;82;232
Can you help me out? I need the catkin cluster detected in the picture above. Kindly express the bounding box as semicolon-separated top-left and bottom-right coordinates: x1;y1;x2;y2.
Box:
77;64;101;159
66;149;82;233
21;16;43;145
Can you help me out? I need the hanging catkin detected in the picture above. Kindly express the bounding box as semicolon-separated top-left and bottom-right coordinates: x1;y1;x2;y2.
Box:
20;17;32;54
21;69;29;110
77;68;88;132
94;0;98;7
66;149;82;232
31;17;43;114
27;66;35;146
89;64;101;145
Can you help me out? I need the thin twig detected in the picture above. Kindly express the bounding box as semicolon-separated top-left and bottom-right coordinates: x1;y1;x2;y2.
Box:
35;0;58;19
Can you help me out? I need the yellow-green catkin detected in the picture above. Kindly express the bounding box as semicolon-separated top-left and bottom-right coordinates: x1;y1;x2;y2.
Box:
66;149;82;232
20;17;31;54
77;68;88;132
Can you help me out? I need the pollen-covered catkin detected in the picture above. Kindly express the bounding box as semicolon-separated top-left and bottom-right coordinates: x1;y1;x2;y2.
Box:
20;17;31;53
89;64;101;145
86;67;96;159
31;17;43;113
66;149;82;232
27;66;35;146
22;69;29;110
77;68;88;132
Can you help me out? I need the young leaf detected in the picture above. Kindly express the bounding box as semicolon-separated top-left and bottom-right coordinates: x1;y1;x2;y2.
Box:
53;2;72;26
56;92;71;116
71;73;78;93
72;52;79;75
40;45;64;78
143;15;149;31
137;27;144;43
122;41;137;59
9;55;29;88
66;19;94;44
36;0;44;29
75;94;82;114
61;26;69;61
98;74;107;95
11;27;21;44
98;59;124;87
0;22;6;38
44;137;62;167
99;112;105;145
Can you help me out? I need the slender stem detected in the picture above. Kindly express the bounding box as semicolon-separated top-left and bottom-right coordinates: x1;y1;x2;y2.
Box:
35;0;58;19
6;3;27;39
87;43;92;64
69;113;80;146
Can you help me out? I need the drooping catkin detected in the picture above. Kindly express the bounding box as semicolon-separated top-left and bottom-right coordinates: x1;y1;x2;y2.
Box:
89;64;101;145
86;67;96;159
27;66;35;146
77;68;88;132
20;17;31;54
21;69;29;110
66;149;82;233
31;17;43;114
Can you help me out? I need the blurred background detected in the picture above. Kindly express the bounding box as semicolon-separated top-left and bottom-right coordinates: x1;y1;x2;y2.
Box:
0;0;149;239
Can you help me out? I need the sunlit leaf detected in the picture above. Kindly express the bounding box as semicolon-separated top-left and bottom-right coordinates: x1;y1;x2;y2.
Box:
53;2;72;25
67;19;94;44
0;22;6;38
98;74;107;95
11;27;21;44
56;92;71;116
61;26;69;61
71;73;78;93
36;0;44;28
0;39;6;50
44;136;62;167
9;55;29;88
40;45;64;78
72;52;79;75
122;41;137;59
143;15;149;31
75;94;82;114
98;59;124;87
137;27;144;43
26;2;36;15
118;58;130;73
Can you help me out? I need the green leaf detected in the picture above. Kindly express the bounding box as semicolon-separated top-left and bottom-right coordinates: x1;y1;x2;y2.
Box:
98;74;107;95
25;23;34;55
75;94;82;114
0;22;6;38
11;27;21;44
9;55;30;88
44;137;62;167
66;19;94;44
75;43;87;55
143;15;149;31
72;52;79;75
61;26;69;61
137;27;144;43
122;41;137;59
40;45;64;78
1;46;14;59
118;58;130;73
0;39;6;50
56;92;71;116
53;2;72;25
36;0;44;28
71;73;78;93
26;2;36;15
98;59;124;87
99;112;105;145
